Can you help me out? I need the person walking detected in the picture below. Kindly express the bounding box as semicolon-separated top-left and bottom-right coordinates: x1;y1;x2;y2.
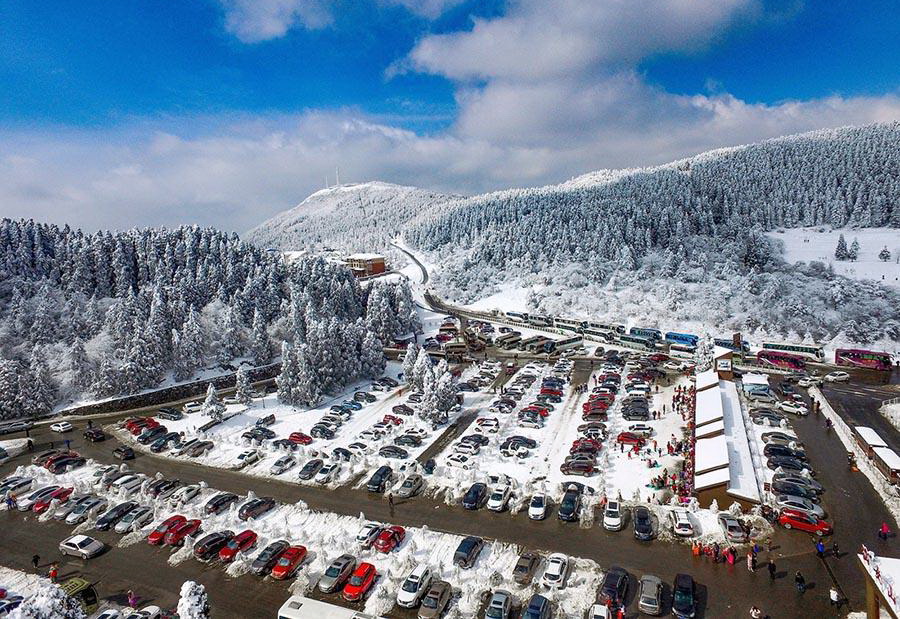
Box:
388;493;394;508
816;540;826;558
128;590;138;608
880;522;891;540
794;571;806;593
767;560;776;581
48;563;58;583
832;541;840;558
750;606;762;619
31;554;39;569
65;439;71;450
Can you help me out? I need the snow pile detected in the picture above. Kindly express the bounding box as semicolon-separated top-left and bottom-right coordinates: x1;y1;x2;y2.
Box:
6;579;86;619
0;566;50;600
177;581;210;619
881;402;900;434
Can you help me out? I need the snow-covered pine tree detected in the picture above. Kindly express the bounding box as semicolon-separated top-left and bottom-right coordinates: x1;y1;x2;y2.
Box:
201;383;224;420
176;581;210;619
19;346;55;418
402;342;419;382
360;330;386;378
834;234;849;261
277;341;298;405
68;336;93;392
249;308;271;365
293;344;321;407
91;354;120;398
8;582;86;619
234;367;253;404
410;347;433;392
879;246;892;262
0;359;23;420
849;237;860;261
217;305;244;365
432;371;458;413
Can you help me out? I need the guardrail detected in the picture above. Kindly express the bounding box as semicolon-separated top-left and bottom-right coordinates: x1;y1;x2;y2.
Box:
883;396;900;409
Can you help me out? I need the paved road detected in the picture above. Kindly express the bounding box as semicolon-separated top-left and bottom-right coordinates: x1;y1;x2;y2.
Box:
822;378;900;450
391;242;429;286
1;417;849;618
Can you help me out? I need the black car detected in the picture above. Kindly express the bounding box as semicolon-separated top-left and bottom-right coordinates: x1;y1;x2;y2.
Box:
598;566;629;605
379;377;399;388
194;530;235;560
157;408;184;421
96;501;139;531
772;474;824;493
557;486;582;522
461;434;490;447
256;414;276;427
392;404;414;416
633;506;654;540
354;391;377;403
251;540;290;575
83;428;106;442
763;444;807;461
205;492;239;515
521;594;551;619
507;436;537;449
239;497;277;520
767;456;815;475
453;536;484;568
394;435;422;448
332;447;353;462
310;426;335;440
298;459;324;481
622;410;650;421
672;573;696;618
423;459;436;474
146;479;180;498
111;445;134;460
150;432;180;453
366;465;393;493
48;456;86;473
462;483;488;510
379;446;409;459
137;426;167;445
271;439;299;451
771;480;820;501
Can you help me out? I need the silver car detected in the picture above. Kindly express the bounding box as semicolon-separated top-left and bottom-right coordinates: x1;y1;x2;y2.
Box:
114;505;154;533
484;589;511;619
51;494;90;521
774;494;826;519
638;574;663;615
66;497;108;525
718;514;748;543
59;534;105;559
318;554;356;593
396;474;424;499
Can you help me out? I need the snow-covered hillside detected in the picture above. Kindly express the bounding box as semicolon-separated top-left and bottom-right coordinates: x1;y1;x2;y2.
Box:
245;182;455;257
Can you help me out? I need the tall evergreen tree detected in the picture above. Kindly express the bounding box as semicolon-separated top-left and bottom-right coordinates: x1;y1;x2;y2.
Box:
834;234;849;260
201;383;224;420
249;309;271;365
234;367;253;405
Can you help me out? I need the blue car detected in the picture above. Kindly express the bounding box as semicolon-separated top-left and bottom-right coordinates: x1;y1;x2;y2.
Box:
341;401;363;411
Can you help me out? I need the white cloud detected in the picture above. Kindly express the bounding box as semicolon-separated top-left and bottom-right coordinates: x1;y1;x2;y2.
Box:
219;0;333;43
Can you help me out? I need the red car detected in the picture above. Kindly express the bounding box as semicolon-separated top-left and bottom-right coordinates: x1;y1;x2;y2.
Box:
219;529;258;562
147;515;187;545
165;519;202;546
778;509;833;536
521;406;550;417
342;562;377;601
539;388;562;396
271;545;308;580
32;487;73;514
583;401;609;411
382;415;403;426
130;420;160;436
572;438;601;450
124;417;151;431
288;432;313;445
616;432;645;446
373;525;405;553
649;354;669;363
43;452;79;469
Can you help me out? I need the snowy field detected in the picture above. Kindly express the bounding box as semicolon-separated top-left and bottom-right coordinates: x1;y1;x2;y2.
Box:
881;402;900;434
4;461;605;618
769;226;900;288
0;565;49;603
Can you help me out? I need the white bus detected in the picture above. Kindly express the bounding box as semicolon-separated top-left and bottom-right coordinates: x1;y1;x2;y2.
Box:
761;341;825;362
544;335;583;354
277;596;384;619
555;318;584;334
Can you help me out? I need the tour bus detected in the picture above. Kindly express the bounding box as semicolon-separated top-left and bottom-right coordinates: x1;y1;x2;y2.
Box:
526;337;552;352
499;335;522;350
495;333;519;346
442;340;468;357
665;332;699;348
587;321;626;334
583;328;615;342
528;315;554;328
555;317;584;334
835;348;893;371
714;338;751;354
629;327;662;341
278;596;384;619
544;335;583;354
518;335;545;351
761;341;825;362
617;334;656;351
506;311;529;323
438;324;458;335
756;350;806;370
668;343;697;358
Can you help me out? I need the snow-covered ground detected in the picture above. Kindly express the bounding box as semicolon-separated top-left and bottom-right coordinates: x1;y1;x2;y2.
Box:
0;565;49;601
881;402;900;434
5;461;605;618
0;439;30;464
770;226;900;289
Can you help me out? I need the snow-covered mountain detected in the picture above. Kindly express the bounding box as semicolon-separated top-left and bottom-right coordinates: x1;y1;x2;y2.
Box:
245;181;455;254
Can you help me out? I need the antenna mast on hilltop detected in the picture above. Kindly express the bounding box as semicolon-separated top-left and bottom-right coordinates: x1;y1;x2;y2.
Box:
335;166;340;186
324;174;329;189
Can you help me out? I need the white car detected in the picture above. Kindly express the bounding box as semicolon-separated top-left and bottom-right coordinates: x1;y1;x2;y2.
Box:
748;392;778;404
50;421;73;433
602;500;624;531
314;463;340;484
66;497;108;525
541;553;569;589
628;424;654;437
446;454;472;470
355;522;382;548
359;429;384;441
487;486;511;512
474;424;500;435
777;400;809;416
797;376;822;388
113;475;146;497
114;505;153;533
528;494;547;520
404;427;429;440
130;606;162;619
222;395;242;405
172;438;198;456
669;509;694;537
587;603;611;619
519;418;543;429
59;534;105;559
396;564;433;608
182;401;203;413
270;455;297;475
170;485;202;507
234;449;261;470
17;485;61;511
824;371;850;383
95;609;122;619
454;442;480;456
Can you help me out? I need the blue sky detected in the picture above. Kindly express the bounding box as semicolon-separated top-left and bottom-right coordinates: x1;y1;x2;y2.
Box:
0;0;898;232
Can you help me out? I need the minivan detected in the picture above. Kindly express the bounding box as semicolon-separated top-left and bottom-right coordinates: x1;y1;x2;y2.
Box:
367;466;393;493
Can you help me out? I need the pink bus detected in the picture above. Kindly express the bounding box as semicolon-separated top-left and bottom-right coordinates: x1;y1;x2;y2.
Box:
756;350;806;370
835;349;892;371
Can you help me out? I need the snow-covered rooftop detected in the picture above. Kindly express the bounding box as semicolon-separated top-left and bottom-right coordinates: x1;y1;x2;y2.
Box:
695;434;729;474
694;467;730;491
713;346;733;359
742;373;769;386
721;379;761;503
345;253;385;261
695;369;719;392
856;426;889;450
859;550;900;615
874;446;900;471
695;387;724;427
696;419;725;438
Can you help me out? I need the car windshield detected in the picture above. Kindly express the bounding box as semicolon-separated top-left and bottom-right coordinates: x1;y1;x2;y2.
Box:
422;594;438;608
349;575;364;587
674;590;692;606
226;539;240;549
277;558;292;567
515;562;528;574
561;494;577;510
401;579;419;592
486;604;504;618
325;565;341;578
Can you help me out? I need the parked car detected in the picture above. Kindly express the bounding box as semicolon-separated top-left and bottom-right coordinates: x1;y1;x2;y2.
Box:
238;496;276;520
270;545;308;579
417;580;451;619
298;459;324;481
672;573;696;618
50;421;74;433
774;495;826;518
778;509;833;536
318;554;356;593
669;509;694;537
396;474;424;499
520;594;551;619
251;540;290;576
66;497;108;526
396;564;433;608
342;563;376;601
718;514;748;543
219;529;258;562
205;492;239;515
83;428;106;442
540;553;569;590
824;371;850;383
598;566;629;605
638;574;663;616
487;486;511;512
149;516;189;547
484;589;512;619
453;536;484;568
513;552;540;585
633;506;654;541
366;465;393;493
164;519;202;547
528;494;548;520
114;505;153;533
557;485;582;522
373;525;406;553
603;500;624;531
96;501;139;531
270;455;297;476
193;530;235;560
